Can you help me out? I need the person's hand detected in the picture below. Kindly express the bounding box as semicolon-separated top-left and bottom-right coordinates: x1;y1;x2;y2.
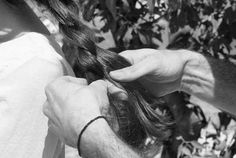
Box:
43;76;118;147
110;49;199;97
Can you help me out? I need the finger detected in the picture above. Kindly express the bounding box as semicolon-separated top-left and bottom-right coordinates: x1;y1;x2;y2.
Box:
43;101;61;125
48;120;59;136
106;81;128;100
90;80;128;100
141;78;180;97
43;101;56;122
119;49;157;64
89;80;108;93
48;119;56;128
89;80;110;108
48;120;64;142
44;87;53;104
43;101;52;118
109;57;156;82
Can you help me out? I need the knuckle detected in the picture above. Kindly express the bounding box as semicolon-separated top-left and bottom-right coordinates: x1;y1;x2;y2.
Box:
128;66;139;74
90;80;106;89
45;80;60;94
119;50;131;55
60;76;73;82
73;78;88;84
119;50;133;59
60;76;88;87
57;76;71;83
93;79;106;85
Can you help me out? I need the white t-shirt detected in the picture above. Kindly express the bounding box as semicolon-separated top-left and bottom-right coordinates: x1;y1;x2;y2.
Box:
0;32;75;158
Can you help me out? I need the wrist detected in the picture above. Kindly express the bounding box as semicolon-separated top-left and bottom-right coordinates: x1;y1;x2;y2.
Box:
179;50;209;94
79;118;110;156
68;112;102;147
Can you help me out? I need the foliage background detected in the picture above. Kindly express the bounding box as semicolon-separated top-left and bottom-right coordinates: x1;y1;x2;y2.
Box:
29;0;236;157
78;1;236;157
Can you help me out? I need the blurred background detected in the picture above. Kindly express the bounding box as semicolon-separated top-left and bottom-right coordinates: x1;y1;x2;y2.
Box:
27;0;236;157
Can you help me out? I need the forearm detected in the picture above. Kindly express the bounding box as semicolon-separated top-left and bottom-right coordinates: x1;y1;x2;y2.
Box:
80;119;141;158
180;50;236;114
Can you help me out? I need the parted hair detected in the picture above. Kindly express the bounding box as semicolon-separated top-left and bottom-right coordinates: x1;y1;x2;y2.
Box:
8;0;174;151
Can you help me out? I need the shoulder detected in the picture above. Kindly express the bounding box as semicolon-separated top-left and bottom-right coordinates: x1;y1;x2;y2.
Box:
0;32;74;78
24;32;74;76
20;32;64;60
0;32;62;58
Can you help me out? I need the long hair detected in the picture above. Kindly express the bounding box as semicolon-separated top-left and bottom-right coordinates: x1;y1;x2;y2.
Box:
8;0;174;153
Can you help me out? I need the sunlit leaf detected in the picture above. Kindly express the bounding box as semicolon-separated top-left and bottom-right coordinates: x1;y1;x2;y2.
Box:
138;32;148;44
190;141;204;150
147;0;156;13
105;0;117;20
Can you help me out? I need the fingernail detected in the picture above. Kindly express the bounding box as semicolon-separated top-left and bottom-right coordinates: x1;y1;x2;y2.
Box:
109;71;121;78
118;92;128;101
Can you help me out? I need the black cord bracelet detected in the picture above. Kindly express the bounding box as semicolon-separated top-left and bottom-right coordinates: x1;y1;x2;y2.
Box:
77;116;107;156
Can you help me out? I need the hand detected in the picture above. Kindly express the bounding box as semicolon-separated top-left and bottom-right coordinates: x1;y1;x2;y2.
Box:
110;49;199;97
43;76;118;147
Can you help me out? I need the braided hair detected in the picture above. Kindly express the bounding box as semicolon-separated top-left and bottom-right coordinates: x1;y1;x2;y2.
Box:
9;0;174;153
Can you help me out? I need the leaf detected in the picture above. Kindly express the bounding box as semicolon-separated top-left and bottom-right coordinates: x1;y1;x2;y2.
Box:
190;141;204;149
147;0;156;13
178;144;192;158
123;27;133;43
177;144;184;158
82;0;99;21
105;0;117;20
116;23;128;41
122;0;130;11
168;0;182;12
138;32;148;44
139;22;153;29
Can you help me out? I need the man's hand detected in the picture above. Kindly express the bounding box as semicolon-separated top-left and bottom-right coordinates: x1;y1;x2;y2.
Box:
43;76;112;147
110;49;236;115
110;49;200;97
43;76;142;158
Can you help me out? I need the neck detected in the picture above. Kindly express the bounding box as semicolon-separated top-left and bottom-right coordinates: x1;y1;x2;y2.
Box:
0;0;49;43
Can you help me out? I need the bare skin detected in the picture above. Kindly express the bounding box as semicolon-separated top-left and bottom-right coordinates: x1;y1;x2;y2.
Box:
110;49;236;114
43;77;141;158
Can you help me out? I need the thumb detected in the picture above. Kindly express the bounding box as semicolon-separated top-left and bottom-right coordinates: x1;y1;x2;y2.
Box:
89;80;108;93
90;80;128;100
109;57;155;82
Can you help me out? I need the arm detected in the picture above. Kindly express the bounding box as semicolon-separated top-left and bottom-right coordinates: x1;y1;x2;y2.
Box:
43;77;141;158
181;50;236;114
109;49;236;115
80;119;141;158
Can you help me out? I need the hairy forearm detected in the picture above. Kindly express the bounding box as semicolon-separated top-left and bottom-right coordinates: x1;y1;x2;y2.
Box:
80;119;141;158
181;50;236;114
